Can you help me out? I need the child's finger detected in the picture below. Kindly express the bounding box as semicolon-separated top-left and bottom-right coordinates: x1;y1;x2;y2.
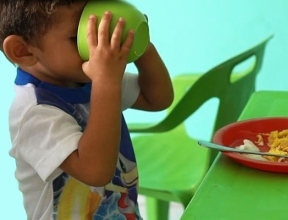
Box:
110;17;125;49
121;30;134;54
98;11;112;45
86;15;98;47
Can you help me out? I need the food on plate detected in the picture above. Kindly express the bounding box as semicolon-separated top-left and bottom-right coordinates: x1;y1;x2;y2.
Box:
236;129;288;162
236;139;268;161
263;129;288;162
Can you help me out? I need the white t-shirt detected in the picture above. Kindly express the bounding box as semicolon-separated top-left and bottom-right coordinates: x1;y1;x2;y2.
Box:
9;68;142;220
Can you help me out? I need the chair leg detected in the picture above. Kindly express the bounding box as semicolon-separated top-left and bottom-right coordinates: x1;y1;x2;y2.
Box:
145;197;169;220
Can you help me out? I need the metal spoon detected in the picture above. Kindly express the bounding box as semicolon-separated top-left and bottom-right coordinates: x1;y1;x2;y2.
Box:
198;140;288;158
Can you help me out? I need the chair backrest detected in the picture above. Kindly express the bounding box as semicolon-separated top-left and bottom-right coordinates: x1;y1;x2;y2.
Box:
139;35;273;135
172;36;273;162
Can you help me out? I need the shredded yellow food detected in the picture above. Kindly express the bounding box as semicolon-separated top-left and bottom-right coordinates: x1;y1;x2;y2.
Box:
256;129;288;162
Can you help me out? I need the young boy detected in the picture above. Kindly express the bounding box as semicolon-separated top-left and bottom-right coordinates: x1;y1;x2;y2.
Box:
1;0;173;219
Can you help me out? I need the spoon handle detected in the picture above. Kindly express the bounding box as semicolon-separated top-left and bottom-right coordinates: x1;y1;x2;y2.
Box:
198;140;288;158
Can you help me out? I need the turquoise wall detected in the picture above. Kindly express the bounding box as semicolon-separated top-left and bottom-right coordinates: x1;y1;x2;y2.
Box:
1;0;286;218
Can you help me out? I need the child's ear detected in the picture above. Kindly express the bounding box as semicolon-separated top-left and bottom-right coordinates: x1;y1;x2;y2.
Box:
3;35;38;66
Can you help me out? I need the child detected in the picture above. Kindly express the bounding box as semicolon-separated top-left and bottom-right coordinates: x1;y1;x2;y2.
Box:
0;0;173;219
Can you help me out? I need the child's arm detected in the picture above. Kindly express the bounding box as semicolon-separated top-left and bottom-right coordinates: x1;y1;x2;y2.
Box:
132;43;174;111
60;13;173;188
60;12;134;187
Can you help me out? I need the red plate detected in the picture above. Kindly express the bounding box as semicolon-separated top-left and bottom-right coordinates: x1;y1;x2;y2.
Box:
212;117;288;172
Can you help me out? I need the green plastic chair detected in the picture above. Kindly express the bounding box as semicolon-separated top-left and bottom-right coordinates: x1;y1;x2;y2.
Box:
128;35;273;220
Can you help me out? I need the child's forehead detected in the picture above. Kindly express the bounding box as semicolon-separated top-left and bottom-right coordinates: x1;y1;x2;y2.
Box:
50;2;86;30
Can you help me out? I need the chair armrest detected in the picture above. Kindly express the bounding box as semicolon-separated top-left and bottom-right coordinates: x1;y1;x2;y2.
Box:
128;122;170;133
128;74;205;133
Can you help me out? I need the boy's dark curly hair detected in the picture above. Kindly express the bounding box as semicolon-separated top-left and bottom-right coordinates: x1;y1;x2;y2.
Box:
0;0;85;50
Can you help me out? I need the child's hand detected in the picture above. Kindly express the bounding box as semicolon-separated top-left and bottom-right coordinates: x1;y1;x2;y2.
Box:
82;12;134;83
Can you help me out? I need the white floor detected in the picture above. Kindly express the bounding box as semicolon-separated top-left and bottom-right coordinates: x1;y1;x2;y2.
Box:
138;195;184;220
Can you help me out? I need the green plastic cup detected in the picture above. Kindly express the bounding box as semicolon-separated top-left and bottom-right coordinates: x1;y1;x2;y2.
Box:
77;0;150;63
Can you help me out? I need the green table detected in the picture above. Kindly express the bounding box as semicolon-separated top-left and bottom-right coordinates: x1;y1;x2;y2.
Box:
180;91;288;220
